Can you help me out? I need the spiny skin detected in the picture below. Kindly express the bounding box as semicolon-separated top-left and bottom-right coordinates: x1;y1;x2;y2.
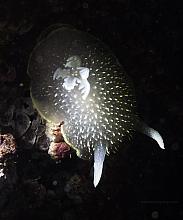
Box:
28;26;137;160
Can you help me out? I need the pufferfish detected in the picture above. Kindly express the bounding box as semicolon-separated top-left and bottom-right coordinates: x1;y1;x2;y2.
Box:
27;24;164;187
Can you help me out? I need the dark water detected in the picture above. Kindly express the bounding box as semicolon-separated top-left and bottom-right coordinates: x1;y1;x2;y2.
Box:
0;0;182;219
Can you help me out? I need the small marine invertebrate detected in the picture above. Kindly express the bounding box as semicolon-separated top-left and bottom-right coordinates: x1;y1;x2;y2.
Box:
28;25;164;187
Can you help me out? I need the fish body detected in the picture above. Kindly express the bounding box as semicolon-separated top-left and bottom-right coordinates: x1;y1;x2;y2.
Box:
28;25;164;186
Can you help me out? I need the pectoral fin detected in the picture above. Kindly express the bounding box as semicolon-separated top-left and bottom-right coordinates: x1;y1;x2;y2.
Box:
93;144;106;187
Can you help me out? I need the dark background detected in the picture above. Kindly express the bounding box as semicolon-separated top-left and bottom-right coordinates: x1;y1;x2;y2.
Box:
0;0;182;219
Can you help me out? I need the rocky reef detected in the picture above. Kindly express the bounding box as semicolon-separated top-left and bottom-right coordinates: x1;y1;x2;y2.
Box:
0;0;182;220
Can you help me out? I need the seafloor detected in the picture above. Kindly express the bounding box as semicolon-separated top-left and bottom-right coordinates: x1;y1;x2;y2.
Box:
0;0;182;220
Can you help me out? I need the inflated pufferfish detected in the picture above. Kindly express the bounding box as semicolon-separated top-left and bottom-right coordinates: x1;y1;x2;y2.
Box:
28;24;164;187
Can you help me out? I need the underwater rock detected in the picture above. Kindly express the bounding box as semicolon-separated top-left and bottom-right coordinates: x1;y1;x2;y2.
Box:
21;119;39;149
48;141;70;159
14;97;36;116
13;112;31;138
64;174;88;204
0;4;9;30
47;122;71;159
0;133;17;209
0;133;16;159
22;179;47;208
36;133;50;151
0;60;16;82
0;104;15;127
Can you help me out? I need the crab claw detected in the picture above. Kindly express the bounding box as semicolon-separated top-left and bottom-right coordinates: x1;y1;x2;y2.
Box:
93;143;106;187
136;121;164;149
